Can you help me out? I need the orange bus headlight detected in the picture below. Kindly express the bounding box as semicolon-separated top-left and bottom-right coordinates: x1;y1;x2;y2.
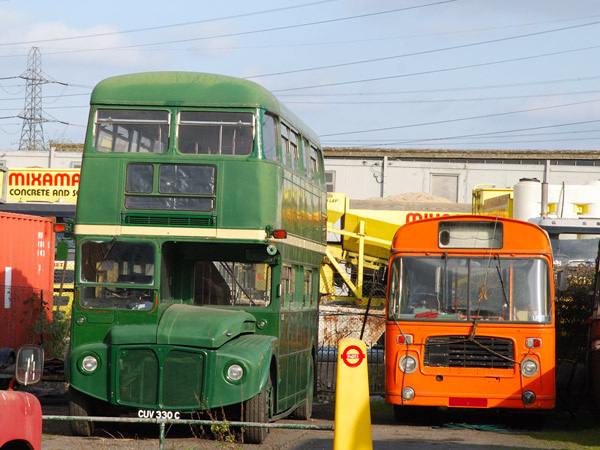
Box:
399;355;418;374
521;358;539;378
402;387;415;401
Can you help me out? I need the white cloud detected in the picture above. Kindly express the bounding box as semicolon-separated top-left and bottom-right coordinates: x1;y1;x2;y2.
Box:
19;22;146;66
0;8;146;68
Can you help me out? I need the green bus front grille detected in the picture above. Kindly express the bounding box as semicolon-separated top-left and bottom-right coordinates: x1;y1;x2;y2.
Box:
118;348;204;408
119;349;159;405
163;350;204;407
123;214;216;227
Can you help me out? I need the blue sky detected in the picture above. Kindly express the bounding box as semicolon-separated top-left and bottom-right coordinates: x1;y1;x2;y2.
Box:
1;0;600;151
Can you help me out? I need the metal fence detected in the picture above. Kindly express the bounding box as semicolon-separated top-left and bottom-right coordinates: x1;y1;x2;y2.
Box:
316;306;386;398
43;415;334;450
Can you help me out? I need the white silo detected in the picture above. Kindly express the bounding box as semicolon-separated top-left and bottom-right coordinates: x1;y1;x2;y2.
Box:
514;178;542;221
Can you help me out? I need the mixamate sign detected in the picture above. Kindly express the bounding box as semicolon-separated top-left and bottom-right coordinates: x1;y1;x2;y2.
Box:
0;168;80;204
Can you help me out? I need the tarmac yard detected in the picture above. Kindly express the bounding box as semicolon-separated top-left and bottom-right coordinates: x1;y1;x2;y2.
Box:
40;397;600;449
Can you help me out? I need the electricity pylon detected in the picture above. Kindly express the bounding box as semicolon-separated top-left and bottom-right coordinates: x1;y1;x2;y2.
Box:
18;47;50;151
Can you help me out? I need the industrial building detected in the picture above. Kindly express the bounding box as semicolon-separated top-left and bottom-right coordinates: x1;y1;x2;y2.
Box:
324;148;600;203
2;148;600;218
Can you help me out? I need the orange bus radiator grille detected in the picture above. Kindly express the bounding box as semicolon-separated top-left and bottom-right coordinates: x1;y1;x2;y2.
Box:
424;336;514;369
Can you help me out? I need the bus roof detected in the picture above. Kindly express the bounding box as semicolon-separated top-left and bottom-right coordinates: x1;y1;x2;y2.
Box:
90;71;320;144
391;215;552;254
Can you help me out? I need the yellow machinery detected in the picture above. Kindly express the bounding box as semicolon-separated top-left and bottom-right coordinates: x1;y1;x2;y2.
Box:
471;184;513;217
321;193;469;306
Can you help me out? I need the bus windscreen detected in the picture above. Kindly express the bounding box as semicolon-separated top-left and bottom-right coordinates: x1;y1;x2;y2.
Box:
387;256;550;323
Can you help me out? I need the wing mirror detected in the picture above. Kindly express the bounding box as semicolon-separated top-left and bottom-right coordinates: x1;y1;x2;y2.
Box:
15;345;44;386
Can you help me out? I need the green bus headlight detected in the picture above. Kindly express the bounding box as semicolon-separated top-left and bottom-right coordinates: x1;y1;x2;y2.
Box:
227;364;244;382
81;355;99;373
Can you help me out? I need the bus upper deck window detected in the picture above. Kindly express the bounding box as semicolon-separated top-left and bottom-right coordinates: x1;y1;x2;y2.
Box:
303;139;311;176
94;109;169;153
289;130;299;171
281;124;290;165
262;114;278;161
178;111;254;155
438;221;503;249
310;145;319;179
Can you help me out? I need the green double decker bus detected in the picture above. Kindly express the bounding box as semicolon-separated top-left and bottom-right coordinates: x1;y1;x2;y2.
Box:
66;72;326;443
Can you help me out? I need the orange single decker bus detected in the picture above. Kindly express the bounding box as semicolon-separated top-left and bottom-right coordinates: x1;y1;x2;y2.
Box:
386;215;554;417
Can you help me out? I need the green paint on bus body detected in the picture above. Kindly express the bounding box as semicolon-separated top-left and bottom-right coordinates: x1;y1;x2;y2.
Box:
90;71;320;144
68;72;325;441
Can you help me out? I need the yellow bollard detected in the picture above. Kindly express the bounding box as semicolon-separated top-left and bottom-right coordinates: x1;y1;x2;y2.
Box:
333;338;373;450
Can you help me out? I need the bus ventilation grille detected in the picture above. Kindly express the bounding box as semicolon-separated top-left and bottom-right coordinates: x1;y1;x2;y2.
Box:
424;336;514;369
123;215;215;227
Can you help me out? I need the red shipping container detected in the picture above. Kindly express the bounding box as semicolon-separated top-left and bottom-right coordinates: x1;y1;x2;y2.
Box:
0;212;55;349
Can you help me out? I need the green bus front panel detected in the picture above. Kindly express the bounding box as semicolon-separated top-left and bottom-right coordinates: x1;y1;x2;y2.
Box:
117;347;204;408
69;336;275;411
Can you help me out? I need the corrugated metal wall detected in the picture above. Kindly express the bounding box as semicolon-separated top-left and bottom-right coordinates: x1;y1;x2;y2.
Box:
0;212;55;348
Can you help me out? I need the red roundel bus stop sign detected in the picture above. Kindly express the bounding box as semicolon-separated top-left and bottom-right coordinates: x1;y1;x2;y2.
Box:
340;345;366;368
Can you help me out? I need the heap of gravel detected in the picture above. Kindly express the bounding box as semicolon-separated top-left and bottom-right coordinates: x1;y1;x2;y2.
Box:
363;192;452;203
350;193;471;213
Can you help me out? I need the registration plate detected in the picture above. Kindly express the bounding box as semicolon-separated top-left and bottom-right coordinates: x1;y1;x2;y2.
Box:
137;409;182;420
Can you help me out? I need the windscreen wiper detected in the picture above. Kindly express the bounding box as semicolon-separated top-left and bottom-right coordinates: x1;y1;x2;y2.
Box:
494;254;510;310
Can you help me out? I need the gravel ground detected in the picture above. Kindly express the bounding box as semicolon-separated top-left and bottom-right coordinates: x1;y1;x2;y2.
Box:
39;396;599;450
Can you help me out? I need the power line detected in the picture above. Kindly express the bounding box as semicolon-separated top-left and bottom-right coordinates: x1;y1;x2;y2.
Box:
277;75;600;96
322;129;600;144
0;0;337;47
320;98;600;137
2;4;599;54
0;1;456;57
0;105;88;111
326;119;600;147
42;109;72;126
13;12;600;55
284;89;600;104
18;89;600;109
0;93;90;102
353;136;600;147
247;19;600;79
185;13;600;52
273;44;600;93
